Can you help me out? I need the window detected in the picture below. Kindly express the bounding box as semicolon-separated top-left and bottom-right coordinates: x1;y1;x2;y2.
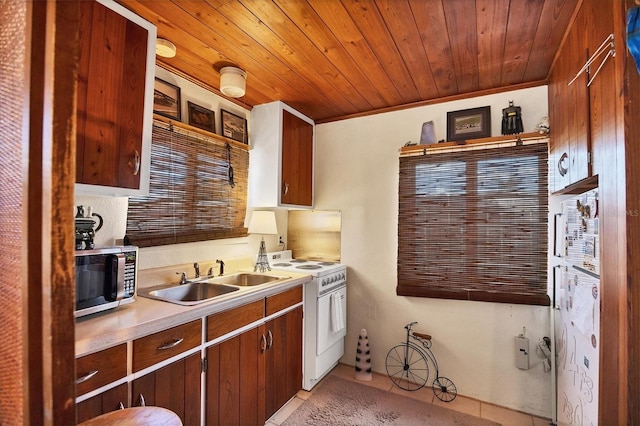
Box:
397;142;549;305
125;120;248;247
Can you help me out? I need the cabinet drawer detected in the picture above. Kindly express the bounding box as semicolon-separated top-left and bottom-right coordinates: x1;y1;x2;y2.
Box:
133;320;201;372
76;344;127;396
207;300;264;341
265;286;302;316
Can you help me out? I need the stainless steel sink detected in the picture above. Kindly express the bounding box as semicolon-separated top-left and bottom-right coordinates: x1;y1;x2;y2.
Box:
211;273;289;287
139;282;239;306
139;273;291;305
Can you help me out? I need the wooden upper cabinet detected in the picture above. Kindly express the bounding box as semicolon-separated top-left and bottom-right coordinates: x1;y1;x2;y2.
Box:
548;1;616;193
582;0;616;179
281;110;313;206
76;0;156;196
249;101;315;208
548;5;590;193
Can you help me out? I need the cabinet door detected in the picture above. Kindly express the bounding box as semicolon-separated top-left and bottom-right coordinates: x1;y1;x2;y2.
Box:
583;0;616;178
132;352;201;426
281;110;313;206
206;326;265;426
76;0;149;190
548;5;590;192
264;306;303;420
76;383;128;424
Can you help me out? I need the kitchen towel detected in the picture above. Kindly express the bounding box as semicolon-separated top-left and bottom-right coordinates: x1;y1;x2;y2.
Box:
330;292;345;334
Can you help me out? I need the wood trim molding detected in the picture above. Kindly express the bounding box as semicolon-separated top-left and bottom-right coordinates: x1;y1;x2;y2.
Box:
39;2;78;424
316;80;548;124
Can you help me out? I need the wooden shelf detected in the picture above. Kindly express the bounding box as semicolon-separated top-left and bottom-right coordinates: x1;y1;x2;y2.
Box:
551;175;598;195
400;132;548;155
153;113;250;151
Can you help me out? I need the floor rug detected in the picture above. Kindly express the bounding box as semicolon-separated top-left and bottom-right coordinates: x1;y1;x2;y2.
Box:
282;375;500;426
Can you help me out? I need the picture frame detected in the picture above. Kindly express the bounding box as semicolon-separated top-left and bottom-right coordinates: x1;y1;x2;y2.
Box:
446;106;491;142
153;78;181;121
221;109;247;143
187;101;215;133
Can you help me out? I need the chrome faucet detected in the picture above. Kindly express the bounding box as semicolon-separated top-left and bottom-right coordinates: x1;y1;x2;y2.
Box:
216;259;225;276
176;272;188;285
193;262;200;279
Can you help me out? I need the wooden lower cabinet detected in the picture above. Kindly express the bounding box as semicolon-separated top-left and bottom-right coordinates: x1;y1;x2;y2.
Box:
265;307;303;420
75;343;128;423
206;325;265;426
76;383;128;424
206;307;303;425
76;287;304;425
132;352;201;426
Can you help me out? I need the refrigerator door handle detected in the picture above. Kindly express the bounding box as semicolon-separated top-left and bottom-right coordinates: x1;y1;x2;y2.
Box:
552;265;562;310
553;213;563;258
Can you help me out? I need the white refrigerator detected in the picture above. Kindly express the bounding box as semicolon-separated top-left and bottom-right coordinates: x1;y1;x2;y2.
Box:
553;188;600;426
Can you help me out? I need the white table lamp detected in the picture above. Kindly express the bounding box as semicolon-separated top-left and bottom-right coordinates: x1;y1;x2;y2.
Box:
248;211;278;272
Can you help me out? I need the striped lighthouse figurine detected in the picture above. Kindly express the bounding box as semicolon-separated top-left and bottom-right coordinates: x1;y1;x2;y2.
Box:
355;328;372;381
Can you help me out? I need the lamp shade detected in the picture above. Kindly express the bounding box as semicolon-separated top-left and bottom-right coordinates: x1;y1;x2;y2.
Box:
220;66;247;98
248;211;277;235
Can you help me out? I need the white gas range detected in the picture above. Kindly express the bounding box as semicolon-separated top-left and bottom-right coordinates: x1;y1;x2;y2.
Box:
267;251;347;390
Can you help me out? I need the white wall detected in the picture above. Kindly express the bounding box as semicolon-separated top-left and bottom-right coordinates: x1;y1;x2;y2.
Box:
314;86;553;416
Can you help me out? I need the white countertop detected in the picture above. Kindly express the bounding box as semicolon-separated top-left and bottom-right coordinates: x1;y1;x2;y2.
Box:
75;271;312;357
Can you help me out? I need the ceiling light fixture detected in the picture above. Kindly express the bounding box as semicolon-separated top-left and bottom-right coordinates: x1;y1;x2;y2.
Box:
219;66;247;98
155;38;177;58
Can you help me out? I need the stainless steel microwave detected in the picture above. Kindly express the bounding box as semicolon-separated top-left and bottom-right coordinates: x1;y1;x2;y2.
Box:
75;246;138;318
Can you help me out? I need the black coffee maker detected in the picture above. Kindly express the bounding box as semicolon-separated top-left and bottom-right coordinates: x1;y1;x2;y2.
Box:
75;206;103;250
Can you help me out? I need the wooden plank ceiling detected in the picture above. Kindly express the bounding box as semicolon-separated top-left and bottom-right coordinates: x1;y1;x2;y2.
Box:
117;0;579;123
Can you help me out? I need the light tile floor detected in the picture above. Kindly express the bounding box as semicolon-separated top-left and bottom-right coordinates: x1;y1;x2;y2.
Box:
267;363;552;426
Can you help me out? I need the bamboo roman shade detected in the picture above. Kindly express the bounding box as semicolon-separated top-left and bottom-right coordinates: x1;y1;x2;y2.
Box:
397;142;549;305
125;121;248;247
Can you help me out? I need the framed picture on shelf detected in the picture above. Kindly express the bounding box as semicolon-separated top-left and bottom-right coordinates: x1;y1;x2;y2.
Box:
187;101;215;133
221;109;246;143
153;78;181;120
446;106;491;142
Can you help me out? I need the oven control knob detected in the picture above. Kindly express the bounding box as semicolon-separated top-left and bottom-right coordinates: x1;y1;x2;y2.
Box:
322;279;327;286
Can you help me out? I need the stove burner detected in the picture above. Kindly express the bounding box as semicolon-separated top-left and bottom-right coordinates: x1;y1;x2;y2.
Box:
296;265;322;270
290;259;308;263
318;262;335;266
272;263;292;267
